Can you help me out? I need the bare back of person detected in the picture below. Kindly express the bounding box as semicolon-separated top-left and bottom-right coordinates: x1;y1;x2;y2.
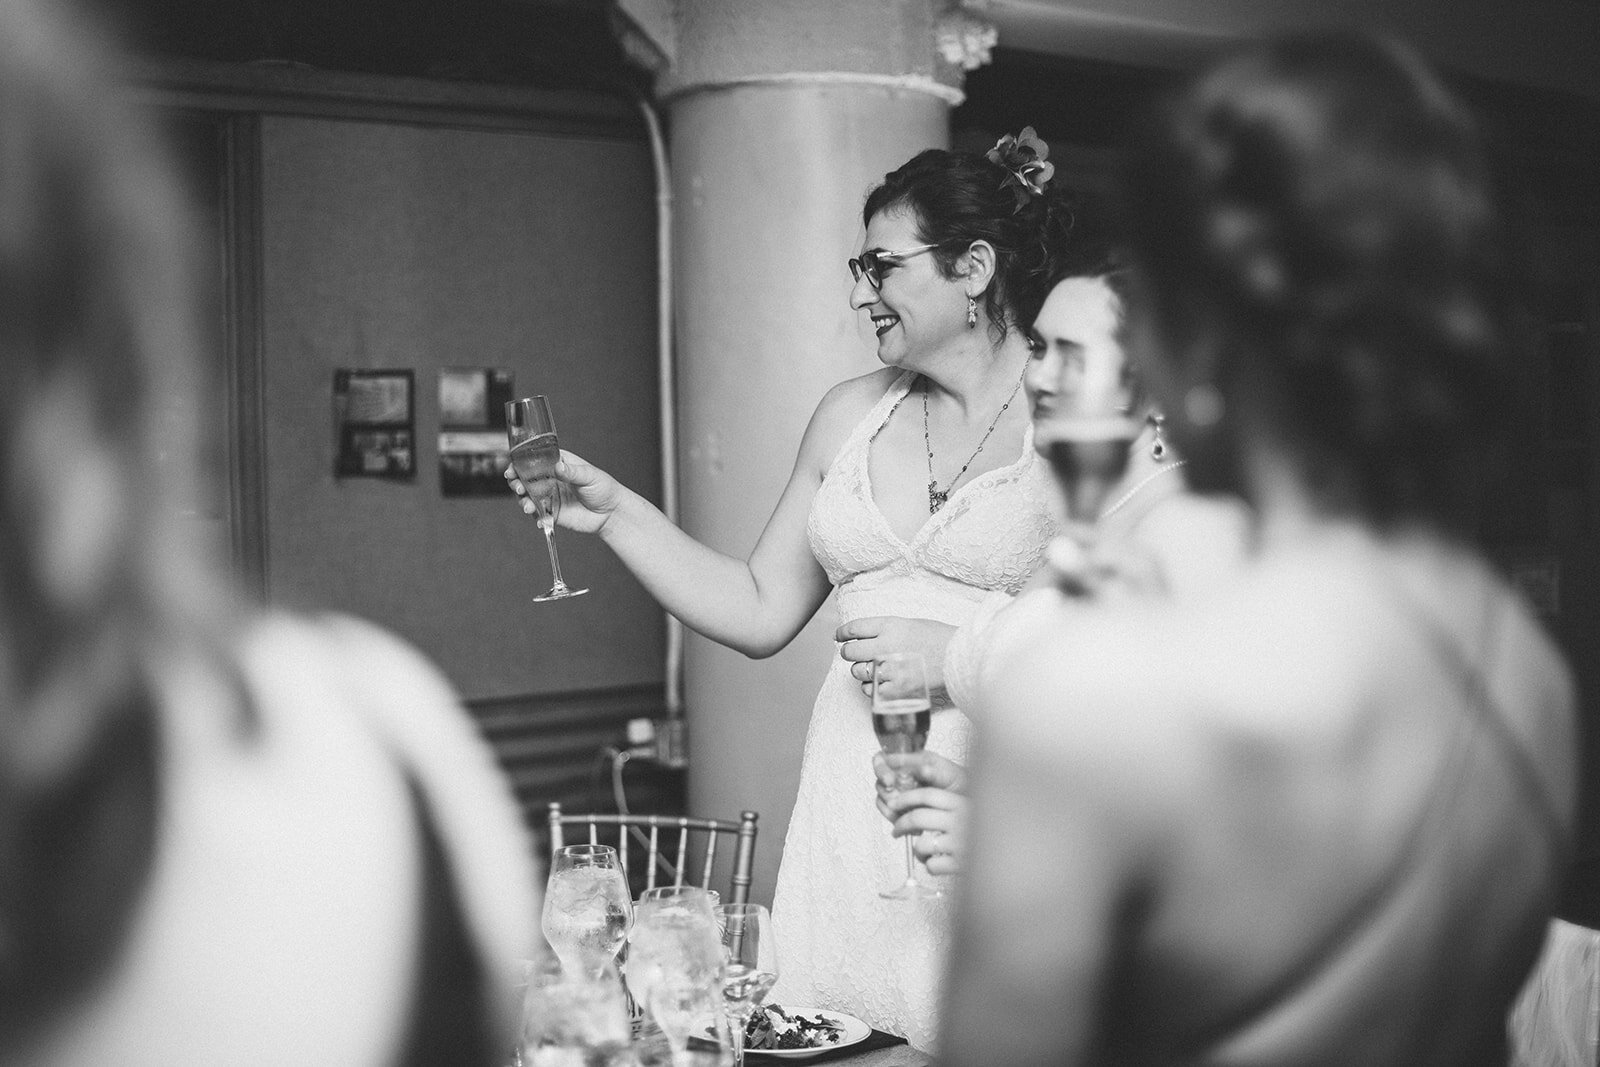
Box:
971;527;1576;1063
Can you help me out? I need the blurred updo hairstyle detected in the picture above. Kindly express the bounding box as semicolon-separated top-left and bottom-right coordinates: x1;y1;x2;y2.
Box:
1120;32;1512;533
864;141;1081;344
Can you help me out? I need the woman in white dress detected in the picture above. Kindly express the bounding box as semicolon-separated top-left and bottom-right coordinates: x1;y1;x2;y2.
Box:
515;131;1080;1048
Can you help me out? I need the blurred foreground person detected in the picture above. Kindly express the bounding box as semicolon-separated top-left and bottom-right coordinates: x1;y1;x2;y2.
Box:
942;32;1576;1065
0;1;538;1063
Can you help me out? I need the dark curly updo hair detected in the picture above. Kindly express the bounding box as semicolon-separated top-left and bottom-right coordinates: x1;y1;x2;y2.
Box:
863;139;1081;343
1120;32;1512;533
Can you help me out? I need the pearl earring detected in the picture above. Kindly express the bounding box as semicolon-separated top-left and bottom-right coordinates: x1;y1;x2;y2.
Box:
966;295;978;328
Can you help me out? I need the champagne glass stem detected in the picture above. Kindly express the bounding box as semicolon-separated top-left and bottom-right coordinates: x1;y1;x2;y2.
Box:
730;1010;749;1067
541;522;570;594
898;771;919;887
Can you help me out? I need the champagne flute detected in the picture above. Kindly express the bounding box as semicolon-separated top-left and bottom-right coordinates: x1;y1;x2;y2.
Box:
873;651;940;900
506;395;588;601
542;844;633;980
715;903;777;1067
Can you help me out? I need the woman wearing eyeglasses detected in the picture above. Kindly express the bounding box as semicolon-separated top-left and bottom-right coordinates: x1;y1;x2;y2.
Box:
512;132;1079;1049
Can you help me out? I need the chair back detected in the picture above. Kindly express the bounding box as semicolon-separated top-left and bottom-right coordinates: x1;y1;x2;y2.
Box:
547;802;759;906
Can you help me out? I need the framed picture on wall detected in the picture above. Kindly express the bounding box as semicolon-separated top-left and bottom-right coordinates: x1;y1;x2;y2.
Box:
334;368;415;479
439;367;516;497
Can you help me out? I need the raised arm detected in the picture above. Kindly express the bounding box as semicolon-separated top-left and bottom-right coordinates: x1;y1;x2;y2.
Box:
514;375;882;658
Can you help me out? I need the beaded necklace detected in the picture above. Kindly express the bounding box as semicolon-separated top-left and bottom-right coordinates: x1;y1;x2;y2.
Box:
922;362;1029;514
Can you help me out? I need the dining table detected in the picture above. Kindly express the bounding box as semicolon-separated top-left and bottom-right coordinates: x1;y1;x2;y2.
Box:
628;1025;935;1067
797;1044;931;1067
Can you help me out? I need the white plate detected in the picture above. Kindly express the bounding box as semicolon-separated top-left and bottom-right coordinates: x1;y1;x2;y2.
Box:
745;1008;871;1060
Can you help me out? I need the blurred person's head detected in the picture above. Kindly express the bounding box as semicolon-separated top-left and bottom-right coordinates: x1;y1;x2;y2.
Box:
1120;32;1510;535
0;0;233;1042
852;130;1081;362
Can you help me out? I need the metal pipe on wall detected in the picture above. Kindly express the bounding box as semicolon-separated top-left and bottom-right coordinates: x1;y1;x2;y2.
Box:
635;96;686;728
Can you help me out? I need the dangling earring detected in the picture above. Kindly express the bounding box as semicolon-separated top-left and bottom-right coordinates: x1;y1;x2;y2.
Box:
1149;413;1167;461
966;295;978;328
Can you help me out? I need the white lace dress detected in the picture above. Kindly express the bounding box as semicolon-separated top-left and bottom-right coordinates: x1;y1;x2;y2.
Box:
768;371;1059;1051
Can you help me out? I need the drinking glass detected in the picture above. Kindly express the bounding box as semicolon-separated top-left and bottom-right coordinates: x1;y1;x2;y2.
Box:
507;395;588;601
516;955;634;1067
873;652;941;900
714;904;777;1067
639;885;720;911
629;890;725;1067
543;844;633;979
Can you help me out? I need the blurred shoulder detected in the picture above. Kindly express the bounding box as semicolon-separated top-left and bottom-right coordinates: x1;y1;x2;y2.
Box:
979;596;1202;770
1132;490;1252;599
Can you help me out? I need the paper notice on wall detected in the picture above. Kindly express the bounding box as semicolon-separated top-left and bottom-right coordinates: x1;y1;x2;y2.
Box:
334;368;415;480
439;367;514;496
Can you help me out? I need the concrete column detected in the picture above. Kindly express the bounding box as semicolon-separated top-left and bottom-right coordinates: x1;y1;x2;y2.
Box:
617;0;989;904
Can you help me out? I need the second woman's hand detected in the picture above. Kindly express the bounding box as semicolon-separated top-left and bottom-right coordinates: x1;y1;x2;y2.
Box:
873;751;969;876
503;449;622;535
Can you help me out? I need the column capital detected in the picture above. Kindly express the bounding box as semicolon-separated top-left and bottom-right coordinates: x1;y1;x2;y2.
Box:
612;0;994;107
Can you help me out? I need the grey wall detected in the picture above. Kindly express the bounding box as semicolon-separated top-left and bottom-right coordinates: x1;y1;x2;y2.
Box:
258;115;666;701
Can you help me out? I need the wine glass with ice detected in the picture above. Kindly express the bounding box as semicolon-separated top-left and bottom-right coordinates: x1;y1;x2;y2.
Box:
541;844;633;980
507;395;588;601
873;651;940;900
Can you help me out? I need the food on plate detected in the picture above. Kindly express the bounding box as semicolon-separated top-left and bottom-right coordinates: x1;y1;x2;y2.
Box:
743;1004;845;1050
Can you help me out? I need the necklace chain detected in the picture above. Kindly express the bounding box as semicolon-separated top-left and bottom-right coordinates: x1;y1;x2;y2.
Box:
1099;460;1188;520
922;362;1029;515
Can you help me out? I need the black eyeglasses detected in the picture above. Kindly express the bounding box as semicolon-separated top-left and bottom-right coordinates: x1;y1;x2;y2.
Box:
847;243;940;289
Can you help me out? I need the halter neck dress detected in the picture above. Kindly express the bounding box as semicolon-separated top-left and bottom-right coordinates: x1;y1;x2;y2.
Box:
768;370;1059;1050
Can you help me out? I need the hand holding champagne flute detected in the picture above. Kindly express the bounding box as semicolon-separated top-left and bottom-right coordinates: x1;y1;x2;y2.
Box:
873;652;940;900
506;395;588;601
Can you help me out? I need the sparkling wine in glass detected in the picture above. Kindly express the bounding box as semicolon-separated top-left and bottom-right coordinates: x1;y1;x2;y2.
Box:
873;652;940;901
541;844;633;980
507;395;588;601
716;903;777;1067
1044;416;1140;525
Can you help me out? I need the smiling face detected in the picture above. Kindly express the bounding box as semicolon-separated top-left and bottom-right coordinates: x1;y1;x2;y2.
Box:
1025;275;1133;448
849;206;969;368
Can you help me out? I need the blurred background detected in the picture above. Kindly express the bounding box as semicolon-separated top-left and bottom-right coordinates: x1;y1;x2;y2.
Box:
107;0;1598;914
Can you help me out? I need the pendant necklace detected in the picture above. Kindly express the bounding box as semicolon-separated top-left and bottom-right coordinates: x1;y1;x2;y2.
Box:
922;361;1029;514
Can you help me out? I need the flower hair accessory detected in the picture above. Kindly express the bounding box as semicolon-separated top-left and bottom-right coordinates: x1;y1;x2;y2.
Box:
986;126;1055;202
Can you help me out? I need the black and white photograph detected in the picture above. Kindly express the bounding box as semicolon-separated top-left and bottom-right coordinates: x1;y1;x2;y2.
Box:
2;0;1596;1064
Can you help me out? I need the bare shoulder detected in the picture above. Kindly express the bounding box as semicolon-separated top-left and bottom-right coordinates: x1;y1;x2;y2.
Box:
794;367;906;475
979;599;1209;821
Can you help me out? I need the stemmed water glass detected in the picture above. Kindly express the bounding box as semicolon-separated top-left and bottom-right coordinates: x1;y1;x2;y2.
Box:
629;888;725;1067
507;395;588;601
515;955;632;1067
715;903;778;1067
542;844;633;979
873;652;941;900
